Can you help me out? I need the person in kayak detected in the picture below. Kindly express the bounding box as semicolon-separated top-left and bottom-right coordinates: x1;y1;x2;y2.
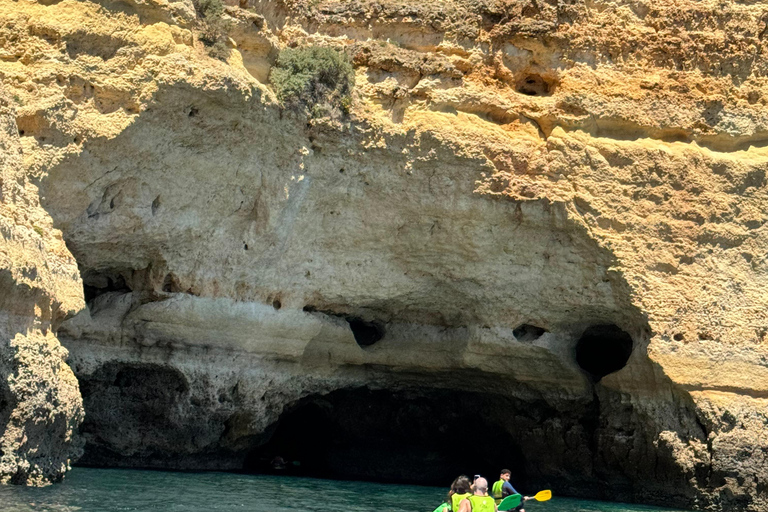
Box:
449;475;472;511
491;470;532;511
491;469;517;504
458;477;497;512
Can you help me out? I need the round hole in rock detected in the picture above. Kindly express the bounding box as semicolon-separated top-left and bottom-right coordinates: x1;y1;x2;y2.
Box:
272;299;281;310
575;324;633;381
347;317;384;347
513;324;547;342
243;387;526;486
515;74;555;96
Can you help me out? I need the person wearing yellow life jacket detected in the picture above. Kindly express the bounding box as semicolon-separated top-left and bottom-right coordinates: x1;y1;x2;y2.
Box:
492;469;517;505
457;477;498;512
491;470;532;511
448;475;472;512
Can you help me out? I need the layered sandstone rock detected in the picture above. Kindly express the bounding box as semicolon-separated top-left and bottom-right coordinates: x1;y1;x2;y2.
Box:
0;0;766;510
0;91;84;484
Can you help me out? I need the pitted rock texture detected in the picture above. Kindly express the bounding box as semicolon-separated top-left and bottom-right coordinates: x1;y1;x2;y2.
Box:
0;91;84;485
1;0;767;510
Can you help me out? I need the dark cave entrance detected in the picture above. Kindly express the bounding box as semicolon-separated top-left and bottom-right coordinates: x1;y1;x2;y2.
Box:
244;387;527;487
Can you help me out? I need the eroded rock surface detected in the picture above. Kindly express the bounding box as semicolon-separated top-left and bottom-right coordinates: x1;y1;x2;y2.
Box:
0;0;767;509
0;91;84;485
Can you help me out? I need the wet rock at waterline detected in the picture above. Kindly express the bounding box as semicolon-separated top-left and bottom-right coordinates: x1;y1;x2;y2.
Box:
2;0;768;511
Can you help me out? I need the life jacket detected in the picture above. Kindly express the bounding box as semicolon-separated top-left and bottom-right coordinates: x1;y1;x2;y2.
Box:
451;492;472;511
492;480;504;505
467;495;496;512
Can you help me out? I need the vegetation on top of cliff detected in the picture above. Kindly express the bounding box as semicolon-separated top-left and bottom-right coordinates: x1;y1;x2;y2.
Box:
269;46;354;122
192;0;231;61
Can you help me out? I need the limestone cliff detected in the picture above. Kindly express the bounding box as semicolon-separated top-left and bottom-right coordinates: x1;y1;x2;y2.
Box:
0;0;767;510
0;91;84;484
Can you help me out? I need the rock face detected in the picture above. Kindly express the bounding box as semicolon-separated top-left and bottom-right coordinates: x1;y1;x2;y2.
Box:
0;91;84;485
1;0;767;509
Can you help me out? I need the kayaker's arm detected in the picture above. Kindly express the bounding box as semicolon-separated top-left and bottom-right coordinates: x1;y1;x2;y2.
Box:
502;481;518;497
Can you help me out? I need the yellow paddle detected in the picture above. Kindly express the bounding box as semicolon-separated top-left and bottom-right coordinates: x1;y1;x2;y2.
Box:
500;490;552;511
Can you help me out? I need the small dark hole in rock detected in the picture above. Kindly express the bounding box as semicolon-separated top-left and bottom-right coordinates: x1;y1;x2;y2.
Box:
515;73;555;97
151;196;161;216
162;273;181;293
83;274;131;304
303;305;316;313
513;324;547;342
272;299;281;310
244;243;249;250
575;324;633;382
673;333;684;341
339;168;345;173
18;130;24;136
347;318;384;347
188;107;198;117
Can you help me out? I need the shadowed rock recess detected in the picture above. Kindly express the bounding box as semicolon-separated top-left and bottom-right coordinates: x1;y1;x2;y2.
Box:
1;0;767;510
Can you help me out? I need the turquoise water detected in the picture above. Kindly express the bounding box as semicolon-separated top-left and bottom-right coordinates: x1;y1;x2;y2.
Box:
0;468;691;512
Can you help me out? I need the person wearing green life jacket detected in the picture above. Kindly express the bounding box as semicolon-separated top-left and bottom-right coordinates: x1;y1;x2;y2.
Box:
491;470;532;511
457;477;497;512
492;469;517;505
448;475;472;512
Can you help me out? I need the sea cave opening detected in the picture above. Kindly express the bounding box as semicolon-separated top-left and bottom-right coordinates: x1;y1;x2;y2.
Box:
244;387;529;487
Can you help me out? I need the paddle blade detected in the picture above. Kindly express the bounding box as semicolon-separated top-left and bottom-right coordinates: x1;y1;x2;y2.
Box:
498;494;522;511
534;490;552;501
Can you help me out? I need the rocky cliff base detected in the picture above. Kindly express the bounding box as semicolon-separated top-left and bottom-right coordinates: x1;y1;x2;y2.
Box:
0;91;84;485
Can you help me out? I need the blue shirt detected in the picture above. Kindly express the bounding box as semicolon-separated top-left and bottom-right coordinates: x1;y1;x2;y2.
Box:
502;481;518;497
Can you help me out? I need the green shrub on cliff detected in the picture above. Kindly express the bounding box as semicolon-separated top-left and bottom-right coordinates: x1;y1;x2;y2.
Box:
192;0;230;60
270;46;354;120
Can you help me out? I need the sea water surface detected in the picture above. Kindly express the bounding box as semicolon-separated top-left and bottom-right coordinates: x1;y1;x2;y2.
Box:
0;468;692;512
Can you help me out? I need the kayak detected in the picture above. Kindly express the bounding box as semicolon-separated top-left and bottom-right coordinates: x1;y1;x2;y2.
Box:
432;494;520;512
435;489;551;511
